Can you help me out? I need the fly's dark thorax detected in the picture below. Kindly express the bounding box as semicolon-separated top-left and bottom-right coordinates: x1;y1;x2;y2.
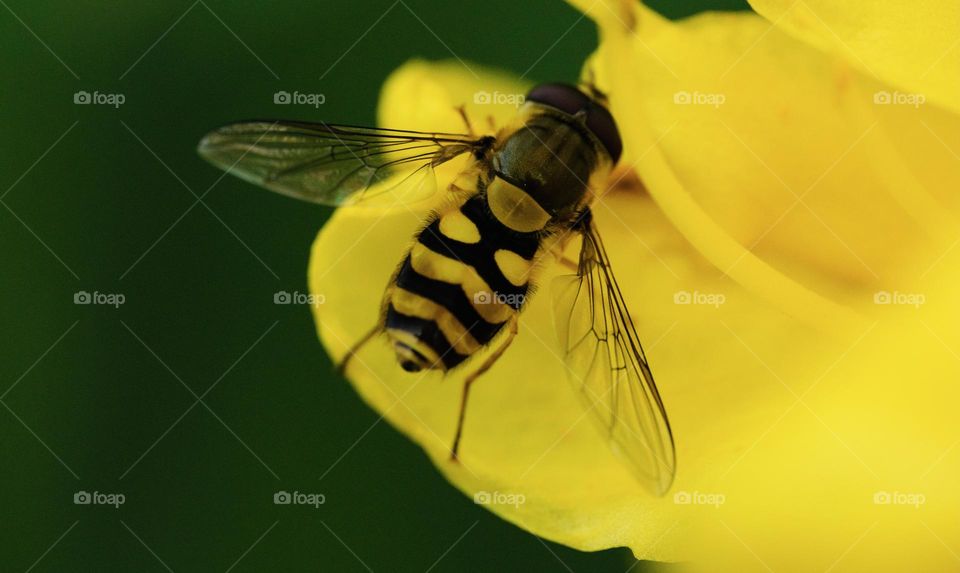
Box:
490;112;601;224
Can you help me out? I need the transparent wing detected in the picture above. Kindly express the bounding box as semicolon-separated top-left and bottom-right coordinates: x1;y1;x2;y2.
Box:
197;121;486;206
552;217;676;495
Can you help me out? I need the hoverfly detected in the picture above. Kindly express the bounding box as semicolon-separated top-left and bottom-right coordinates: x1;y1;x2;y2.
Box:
198;83;676;494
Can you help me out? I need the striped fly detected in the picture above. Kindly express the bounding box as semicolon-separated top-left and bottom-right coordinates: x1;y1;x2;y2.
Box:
198;83;676;495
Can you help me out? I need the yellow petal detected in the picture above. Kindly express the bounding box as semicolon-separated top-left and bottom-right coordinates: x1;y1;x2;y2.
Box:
378;58;531;135
308;57;853;561
310;7;960;564
580;1;960;326
747;0;960;116
309;148;834;560
308;59;716;558
572;0;960;568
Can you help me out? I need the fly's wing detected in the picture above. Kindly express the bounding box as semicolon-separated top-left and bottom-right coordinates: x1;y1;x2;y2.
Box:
197;121;485;206
551;217;676;495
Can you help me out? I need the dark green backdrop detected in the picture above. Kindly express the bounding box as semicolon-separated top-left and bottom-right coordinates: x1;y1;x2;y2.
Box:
0;1;746;570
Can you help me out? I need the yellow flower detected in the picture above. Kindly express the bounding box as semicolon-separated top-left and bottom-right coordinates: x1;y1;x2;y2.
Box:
310;2;960;570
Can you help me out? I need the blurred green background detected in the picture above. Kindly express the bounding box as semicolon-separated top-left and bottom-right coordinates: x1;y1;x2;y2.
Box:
0;0;746;570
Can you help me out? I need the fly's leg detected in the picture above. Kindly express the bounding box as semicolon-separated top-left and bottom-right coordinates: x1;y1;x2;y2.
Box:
455;105;476;137
557;257;579;272
544;234;580;273
450;317;519;461
336;325;380;375
456;104;497;136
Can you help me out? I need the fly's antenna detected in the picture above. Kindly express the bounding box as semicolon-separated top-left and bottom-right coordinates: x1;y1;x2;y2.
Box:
579;66;610;105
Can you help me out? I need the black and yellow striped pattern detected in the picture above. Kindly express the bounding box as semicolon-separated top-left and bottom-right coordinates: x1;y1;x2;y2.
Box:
384;179;544;372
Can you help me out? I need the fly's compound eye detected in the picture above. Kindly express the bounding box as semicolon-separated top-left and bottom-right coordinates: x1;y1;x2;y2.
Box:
526;83;623;164
584;104;622;164
526;83;591;116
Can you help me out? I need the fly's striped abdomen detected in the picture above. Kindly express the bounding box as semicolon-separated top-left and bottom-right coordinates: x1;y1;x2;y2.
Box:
385;190;541;372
